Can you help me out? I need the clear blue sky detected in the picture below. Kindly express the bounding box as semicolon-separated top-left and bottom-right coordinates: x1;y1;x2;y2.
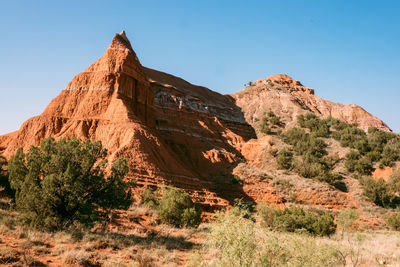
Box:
1;0;399;134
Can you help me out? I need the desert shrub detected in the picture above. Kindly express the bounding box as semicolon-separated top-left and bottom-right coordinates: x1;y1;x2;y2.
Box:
294;159;326;179
281;128;326;158
354;158;374;175
345;150;374;175
0;155;6;179
276;149;293;170
260;111;283;134
389;170;400;194
368;127;398;153
0;246;20;264
230;199;254;219
381;140;400;166
297;113;330;137
280;127;345;187
365;150;381;162
273;178;293;191
337;209;360;232
140;187;159;208
158;187;201;227
332;124;367;151
0;155;14;199
319;172;344;188
178;210;344;266
7;137;132;230
325;153;340;169
344;150;361;173
205;210;257;266
361;177;397;208
260;118;272;134
387;213;400;231
259;206;336;236
331;123;400;168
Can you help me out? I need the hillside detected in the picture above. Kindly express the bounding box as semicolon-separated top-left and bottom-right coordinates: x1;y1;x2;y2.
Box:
0;31;398;217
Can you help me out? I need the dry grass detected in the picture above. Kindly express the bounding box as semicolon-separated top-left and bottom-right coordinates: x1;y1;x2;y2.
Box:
62;248;98;266
0;246;20;264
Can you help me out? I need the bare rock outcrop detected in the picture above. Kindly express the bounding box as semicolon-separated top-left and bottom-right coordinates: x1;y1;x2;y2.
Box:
233;74;390;133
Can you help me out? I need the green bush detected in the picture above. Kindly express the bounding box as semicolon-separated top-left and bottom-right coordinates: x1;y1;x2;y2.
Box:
260;111;283;134
260;118;272;134
259;206;336;236
330;123;400;169
345;150;374;175
7;137;132;230
297;113;330;137
158;187;201;227
281;128;326;159
361;177;397;208
389;170;400;194
387;213;400;231
276;149;293;170
202;210;257;266
0;155;14;199
381;140;400;166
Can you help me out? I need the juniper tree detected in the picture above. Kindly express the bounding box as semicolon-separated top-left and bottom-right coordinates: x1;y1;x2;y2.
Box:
8;137;132;230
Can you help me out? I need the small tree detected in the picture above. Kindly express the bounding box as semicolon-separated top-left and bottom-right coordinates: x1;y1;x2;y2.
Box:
0;155;13;198
361;177;397;208
8;137;132;230
158;187;201;227
276;149;293;170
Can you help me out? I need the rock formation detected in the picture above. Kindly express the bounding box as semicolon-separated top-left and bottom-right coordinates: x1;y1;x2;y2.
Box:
0;32;392;211
233;74;390;134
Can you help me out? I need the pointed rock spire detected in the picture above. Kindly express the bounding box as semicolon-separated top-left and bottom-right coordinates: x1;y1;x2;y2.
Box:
108;30;135;52
61;31;153;124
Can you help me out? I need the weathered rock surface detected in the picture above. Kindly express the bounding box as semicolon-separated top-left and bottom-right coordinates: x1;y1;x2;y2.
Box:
233;74;390;134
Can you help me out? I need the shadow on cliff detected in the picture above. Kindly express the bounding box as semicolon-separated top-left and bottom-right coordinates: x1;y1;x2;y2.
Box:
154;114;258;211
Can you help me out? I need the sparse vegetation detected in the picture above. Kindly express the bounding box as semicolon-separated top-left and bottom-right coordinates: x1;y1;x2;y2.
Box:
7;137;132;230
0;155;13;199
141;187;159;208
280;127;343;187
258;205;336;236
337;209;360;233
297;113;330;137
361;177;398;208
276;149;293;170
188;209;342;266
260;111;283;134
158;187;201;228
387;213;400;231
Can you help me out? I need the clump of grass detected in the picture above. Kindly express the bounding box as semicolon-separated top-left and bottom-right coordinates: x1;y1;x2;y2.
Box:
62;249;97;266
0;246;20;264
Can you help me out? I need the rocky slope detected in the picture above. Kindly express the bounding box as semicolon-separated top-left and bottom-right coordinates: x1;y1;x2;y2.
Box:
0;31;392;213
233;74;390;135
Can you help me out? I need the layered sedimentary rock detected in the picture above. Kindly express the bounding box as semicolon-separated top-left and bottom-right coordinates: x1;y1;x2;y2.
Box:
233;74;390;133
0;31;198;189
